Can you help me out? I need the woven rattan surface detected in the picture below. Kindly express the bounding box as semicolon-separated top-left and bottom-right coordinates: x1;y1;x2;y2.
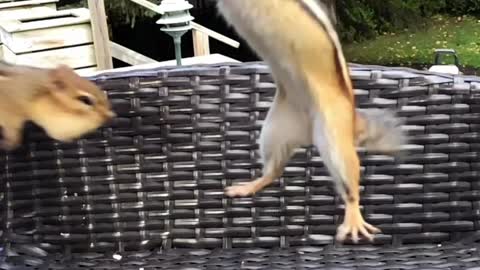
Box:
1;62;480;269
2;242;480;270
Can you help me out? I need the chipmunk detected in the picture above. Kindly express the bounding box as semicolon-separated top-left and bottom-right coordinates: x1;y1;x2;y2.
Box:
0;61;115;151
217;0;407;243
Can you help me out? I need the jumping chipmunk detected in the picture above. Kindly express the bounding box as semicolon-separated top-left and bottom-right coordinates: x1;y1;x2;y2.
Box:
0;62;115;151
217;0;407;243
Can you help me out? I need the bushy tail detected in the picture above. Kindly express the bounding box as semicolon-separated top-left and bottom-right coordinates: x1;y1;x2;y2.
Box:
355;109;407;154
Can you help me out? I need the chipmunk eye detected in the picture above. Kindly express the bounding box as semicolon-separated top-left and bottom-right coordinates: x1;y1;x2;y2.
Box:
77;95;94;106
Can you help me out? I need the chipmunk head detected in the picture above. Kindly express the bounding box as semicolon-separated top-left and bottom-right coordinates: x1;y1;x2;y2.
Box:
29;65;115;142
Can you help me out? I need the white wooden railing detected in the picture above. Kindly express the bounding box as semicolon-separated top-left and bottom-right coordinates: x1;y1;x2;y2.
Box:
87;0;240;70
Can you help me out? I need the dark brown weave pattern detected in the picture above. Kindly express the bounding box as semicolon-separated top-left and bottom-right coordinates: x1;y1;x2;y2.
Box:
1;62;480;269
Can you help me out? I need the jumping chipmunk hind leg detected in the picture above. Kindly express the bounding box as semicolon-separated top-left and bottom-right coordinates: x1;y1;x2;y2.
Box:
225;88;311;197
313;109;380;243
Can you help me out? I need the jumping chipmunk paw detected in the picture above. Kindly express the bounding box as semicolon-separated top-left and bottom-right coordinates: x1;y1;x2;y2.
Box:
0;138;19;151
224;182;256;197
0;127;21;151
335;219;381;243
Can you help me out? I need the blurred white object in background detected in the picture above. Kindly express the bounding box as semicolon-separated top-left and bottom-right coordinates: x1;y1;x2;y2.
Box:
428;48;461;75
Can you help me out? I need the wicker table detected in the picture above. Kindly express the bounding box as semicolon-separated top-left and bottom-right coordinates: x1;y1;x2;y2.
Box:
1;62;479;270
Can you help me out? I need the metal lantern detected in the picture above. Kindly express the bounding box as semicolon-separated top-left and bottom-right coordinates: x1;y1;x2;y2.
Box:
156;0;194;66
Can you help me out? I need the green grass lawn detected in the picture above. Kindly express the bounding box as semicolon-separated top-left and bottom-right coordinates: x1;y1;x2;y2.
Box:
343;15;480;72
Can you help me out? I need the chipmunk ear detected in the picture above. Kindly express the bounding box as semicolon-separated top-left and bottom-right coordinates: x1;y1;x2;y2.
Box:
48;65;72;90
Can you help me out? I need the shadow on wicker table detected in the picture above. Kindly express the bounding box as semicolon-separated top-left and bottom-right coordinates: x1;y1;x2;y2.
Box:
1;62;480;270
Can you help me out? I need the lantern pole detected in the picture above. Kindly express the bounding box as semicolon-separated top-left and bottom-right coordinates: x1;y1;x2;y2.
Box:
156;0;194;66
